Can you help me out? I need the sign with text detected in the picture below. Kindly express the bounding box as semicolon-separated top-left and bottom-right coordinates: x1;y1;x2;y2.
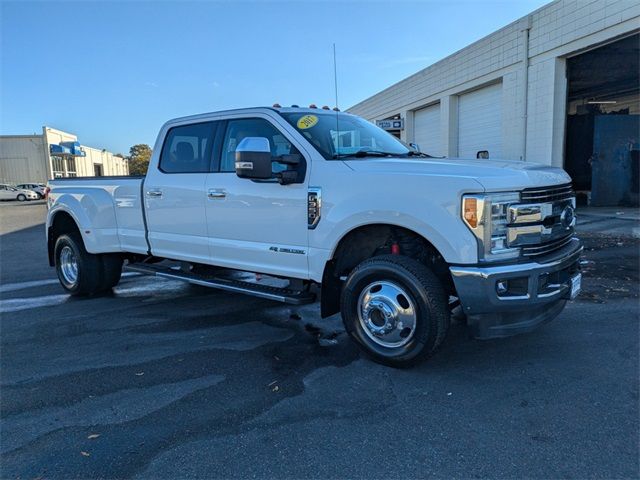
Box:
376;119;404;131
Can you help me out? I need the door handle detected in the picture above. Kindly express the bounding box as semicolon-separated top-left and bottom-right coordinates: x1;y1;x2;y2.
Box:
146;189;163;198
208;189;226;199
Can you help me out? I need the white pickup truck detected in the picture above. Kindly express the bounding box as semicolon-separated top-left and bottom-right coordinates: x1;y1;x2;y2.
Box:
46;106;582;366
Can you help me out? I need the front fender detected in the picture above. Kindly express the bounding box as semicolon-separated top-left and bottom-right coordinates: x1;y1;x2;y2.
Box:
324;210;476;264
306;168;484;282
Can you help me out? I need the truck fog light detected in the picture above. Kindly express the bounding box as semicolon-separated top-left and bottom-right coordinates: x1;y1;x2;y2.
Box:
496;281;509;295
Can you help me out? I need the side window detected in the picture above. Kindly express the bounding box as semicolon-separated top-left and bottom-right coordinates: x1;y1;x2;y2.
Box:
159;122;218;173
220;118;299;173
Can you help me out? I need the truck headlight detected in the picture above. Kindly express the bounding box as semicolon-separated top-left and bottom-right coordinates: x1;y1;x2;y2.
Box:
462;192;520;262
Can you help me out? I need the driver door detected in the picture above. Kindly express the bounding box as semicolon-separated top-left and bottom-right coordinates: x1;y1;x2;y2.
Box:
204;116;309;279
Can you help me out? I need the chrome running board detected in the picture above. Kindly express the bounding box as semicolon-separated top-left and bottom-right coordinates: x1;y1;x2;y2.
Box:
125;262;315;305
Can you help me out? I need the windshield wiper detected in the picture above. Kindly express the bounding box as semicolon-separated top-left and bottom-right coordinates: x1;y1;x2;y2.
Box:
406;151;434;158
333;150;397;159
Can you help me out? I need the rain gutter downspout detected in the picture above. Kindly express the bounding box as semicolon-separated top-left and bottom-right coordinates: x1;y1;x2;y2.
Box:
521;16;532;161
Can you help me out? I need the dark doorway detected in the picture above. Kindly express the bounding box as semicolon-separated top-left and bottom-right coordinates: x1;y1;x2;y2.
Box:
377;115;403;140
94;164;103;177
389;130;401;139
564;33;639;206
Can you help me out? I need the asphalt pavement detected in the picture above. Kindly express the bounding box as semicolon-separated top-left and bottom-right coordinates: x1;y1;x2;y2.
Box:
0;201;638;479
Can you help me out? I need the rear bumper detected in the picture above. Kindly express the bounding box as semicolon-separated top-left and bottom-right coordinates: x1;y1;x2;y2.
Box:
449;238;582;339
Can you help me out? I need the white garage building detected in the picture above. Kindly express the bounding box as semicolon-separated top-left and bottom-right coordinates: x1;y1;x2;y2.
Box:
0;127;128;185
348;0;639;206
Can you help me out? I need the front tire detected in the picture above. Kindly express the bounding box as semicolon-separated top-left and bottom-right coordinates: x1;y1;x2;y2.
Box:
340;255;449;367
17;194;26;202
54;233;103;295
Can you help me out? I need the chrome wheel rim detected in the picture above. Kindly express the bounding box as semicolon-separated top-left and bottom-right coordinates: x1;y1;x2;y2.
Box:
60;245;79;285
357;280;417;348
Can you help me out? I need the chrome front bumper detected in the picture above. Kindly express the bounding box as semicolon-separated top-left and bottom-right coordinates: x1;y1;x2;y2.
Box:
449;238;582;339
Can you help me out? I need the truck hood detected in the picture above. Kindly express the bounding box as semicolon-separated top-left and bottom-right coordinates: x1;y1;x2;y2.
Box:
343;157;572;191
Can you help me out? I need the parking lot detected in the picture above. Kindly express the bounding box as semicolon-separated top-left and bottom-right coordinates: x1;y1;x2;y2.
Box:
0;201;638;479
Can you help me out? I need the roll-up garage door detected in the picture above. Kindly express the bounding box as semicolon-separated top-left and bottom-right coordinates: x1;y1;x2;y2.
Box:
414;103;442;156
458;83;502;159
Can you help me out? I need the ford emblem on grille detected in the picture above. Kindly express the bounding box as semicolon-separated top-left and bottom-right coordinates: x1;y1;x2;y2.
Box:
560;205;575;229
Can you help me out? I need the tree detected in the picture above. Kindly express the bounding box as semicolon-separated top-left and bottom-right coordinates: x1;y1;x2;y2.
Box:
128;144;152;176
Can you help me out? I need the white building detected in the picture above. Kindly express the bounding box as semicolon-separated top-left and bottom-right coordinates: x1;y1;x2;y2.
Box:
0;127;128;184
348;0;639;206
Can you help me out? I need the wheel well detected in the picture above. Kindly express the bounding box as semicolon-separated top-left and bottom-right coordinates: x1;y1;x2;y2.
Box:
320;224;454;318
48;211;80;266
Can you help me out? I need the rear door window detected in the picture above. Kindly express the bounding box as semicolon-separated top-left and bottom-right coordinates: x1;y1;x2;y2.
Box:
159;122;219;173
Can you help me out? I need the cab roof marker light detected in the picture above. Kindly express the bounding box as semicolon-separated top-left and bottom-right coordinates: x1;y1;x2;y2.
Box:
291;104;299;108
272;103;281;108
322;106;330;110
309;104;317;109
333;107;340;111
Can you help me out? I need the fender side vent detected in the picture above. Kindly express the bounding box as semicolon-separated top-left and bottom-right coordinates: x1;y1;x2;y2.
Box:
308;188;322;229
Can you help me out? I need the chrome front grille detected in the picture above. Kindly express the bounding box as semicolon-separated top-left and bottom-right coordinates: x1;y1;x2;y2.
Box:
521;234;575;258
521;183;574;203
509;183;577;259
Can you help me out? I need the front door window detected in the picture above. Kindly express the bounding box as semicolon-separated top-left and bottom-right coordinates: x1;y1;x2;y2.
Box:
220;118;300;174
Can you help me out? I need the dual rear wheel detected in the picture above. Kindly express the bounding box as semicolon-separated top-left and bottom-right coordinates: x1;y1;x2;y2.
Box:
54;233;123;296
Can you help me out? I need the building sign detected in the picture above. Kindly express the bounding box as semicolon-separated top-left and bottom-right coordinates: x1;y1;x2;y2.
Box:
376;119;404;131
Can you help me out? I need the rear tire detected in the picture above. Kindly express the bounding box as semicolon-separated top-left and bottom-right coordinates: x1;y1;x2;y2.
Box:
54;233;103;296
340;255;449;368
17;194;26;202
100;253;123;290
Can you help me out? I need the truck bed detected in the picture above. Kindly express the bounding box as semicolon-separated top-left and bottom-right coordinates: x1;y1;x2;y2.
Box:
47;176;148;255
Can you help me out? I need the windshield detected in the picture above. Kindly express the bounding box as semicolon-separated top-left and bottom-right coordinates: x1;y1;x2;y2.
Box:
280;111;410;160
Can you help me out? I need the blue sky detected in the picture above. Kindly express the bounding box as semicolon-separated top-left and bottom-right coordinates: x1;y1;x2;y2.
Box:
1;0;548;154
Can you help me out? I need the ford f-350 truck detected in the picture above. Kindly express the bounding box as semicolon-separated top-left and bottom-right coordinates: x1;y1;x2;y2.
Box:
46;106;582;367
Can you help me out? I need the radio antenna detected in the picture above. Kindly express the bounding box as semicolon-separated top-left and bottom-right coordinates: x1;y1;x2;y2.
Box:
333;43;339;110
333;43;340;156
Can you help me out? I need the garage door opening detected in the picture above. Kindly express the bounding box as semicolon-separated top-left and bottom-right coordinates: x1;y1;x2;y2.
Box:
564;34;639;207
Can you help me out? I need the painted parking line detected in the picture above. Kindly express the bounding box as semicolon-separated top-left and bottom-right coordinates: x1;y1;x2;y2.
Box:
0;275;182;314
0;294;69;313
0;273;140;294
0;279;60;294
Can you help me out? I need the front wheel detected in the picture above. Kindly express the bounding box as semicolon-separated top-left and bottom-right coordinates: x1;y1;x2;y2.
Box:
17;194;26;202
340;255;450;367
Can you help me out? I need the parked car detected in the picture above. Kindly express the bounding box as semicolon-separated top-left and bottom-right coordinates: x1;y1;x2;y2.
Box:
16;183;46;198
0;184;40;202
45;107;581;367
